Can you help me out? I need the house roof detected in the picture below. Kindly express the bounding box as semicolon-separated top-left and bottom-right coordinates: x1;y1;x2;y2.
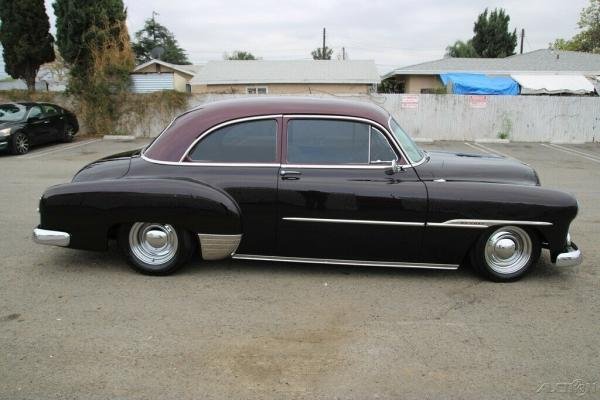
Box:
383;49;600;79
190;60;381;85
132;59;201;77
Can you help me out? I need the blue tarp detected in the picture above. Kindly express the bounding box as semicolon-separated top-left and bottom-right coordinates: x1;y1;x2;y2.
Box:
440;73;519;95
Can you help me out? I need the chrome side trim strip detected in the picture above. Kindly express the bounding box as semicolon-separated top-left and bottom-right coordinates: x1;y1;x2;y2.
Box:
427;219;553;229
232;254;458;270
197;234;242;260
283;217;425;226
283;217;552;229
32;228;70;247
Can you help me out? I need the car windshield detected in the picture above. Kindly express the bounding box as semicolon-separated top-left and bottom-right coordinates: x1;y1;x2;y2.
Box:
389;118;425;164
0;104;27;122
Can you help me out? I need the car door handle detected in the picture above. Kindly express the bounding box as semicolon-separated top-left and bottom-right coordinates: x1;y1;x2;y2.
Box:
43;120;51;124
280;170;302;180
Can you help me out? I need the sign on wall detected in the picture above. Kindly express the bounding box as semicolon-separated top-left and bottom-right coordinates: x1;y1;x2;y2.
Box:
401;94;419;109
469;95;488;109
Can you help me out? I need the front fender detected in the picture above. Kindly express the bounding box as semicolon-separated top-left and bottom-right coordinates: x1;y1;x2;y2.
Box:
39;177;241;250
423;181;578;264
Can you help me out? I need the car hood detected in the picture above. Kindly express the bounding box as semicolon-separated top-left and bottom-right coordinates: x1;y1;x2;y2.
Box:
0;120;23;130
72;149;142;182
415;150;540;186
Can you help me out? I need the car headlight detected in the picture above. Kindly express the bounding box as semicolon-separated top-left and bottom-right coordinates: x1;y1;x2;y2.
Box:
0;128;11;137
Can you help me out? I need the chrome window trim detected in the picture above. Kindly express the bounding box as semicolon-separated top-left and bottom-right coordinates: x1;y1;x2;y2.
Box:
141;113;424;170
369;126;397;164
232;254;458;270
181;114;282;163
140;153;280;168
283;114;412;168
283;217;424;226
388;116;427;167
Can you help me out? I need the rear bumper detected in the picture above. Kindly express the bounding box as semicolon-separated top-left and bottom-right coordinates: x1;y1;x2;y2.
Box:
33;228;70;247
554;242;582;267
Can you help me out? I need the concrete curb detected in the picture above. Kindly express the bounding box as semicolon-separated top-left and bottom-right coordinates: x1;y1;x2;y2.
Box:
475;138;510;144
414;138;434;143
103;135;136;142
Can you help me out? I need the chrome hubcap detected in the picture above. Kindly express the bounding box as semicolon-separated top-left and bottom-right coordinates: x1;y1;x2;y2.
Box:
129;223;178;266
485;226;532;274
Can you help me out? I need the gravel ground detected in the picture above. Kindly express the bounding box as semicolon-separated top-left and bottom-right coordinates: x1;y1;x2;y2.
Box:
0;138;598;399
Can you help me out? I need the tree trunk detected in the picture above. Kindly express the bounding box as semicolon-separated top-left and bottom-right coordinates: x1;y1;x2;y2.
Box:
24;67;37;92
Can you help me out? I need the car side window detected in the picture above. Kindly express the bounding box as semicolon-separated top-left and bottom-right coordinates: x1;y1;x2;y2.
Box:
188;119;277;163
28;106;43;119
43;105;59;116
287;119;370;164
370;127;397;163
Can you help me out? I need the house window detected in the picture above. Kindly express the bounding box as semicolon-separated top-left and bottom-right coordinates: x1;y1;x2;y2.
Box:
246;86;268;95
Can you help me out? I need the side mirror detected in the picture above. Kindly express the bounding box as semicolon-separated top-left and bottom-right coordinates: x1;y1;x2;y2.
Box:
28;115;40;122
386;159;404;175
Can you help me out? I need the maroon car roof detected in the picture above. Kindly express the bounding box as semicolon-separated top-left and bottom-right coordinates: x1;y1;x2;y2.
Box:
144;97;392;162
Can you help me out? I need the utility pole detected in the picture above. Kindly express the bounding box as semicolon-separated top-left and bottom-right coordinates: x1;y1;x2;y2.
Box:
322;28;326;59
520;28;525;54
342;47;346;60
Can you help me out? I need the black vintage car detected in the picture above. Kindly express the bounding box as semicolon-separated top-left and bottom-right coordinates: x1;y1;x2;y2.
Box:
33;98;581;281
0;102;79;155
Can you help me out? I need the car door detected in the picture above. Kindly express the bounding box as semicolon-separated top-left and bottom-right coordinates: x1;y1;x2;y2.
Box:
277;116;428;263
23;105;52;145
184;116;282;256
41;104;65;141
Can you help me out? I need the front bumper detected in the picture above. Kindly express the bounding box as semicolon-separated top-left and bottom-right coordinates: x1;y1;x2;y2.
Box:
554;242;582;267
32;228;70;247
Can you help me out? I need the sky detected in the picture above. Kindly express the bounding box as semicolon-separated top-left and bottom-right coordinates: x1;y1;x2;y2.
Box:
0;0;590;78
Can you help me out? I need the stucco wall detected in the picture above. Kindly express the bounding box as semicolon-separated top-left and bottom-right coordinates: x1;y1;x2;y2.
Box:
191;83;372;95
404;75;444;94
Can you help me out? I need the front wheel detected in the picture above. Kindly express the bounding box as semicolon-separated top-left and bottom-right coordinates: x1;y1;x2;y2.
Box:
10;132;30;155
62;124;76;142
471;225;541;282
119;222;196;275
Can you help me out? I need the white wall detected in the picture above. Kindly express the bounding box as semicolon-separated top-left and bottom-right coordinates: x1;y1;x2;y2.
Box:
376;94;600;143
132;93;600;143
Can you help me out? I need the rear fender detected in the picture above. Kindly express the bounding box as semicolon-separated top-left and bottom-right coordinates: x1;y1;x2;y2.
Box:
39;178;241;251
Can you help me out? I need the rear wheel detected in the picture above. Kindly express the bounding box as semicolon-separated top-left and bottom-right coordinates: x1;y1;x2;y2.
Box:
10;132;30;155
119;222;195;275
471;225;540;282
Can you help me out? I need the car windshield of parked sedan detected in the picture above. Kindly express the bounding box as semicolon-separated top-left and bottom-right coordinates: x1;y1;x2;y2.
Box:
390;118;425;164
0;104;27;122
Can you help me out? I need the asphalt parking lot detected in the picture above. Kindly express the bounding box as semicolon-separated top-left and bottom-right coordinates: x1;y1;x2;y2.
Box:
1;138;599;399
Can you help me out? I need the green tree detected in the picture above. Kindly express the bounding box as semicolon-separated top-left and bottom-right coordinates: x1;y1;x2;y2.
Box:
445;40;478;58
224;51;258;60
471;8;517;58
53;0;134;134
53;0;129;85
0;0;55;91
552;0;600;53
311;47;333;60
132;16;190;64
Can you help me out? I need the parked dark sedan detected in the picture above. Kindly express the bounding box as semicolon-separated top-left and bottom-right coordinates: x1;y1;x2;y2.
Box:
0;102;79;155
33;97;581;281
